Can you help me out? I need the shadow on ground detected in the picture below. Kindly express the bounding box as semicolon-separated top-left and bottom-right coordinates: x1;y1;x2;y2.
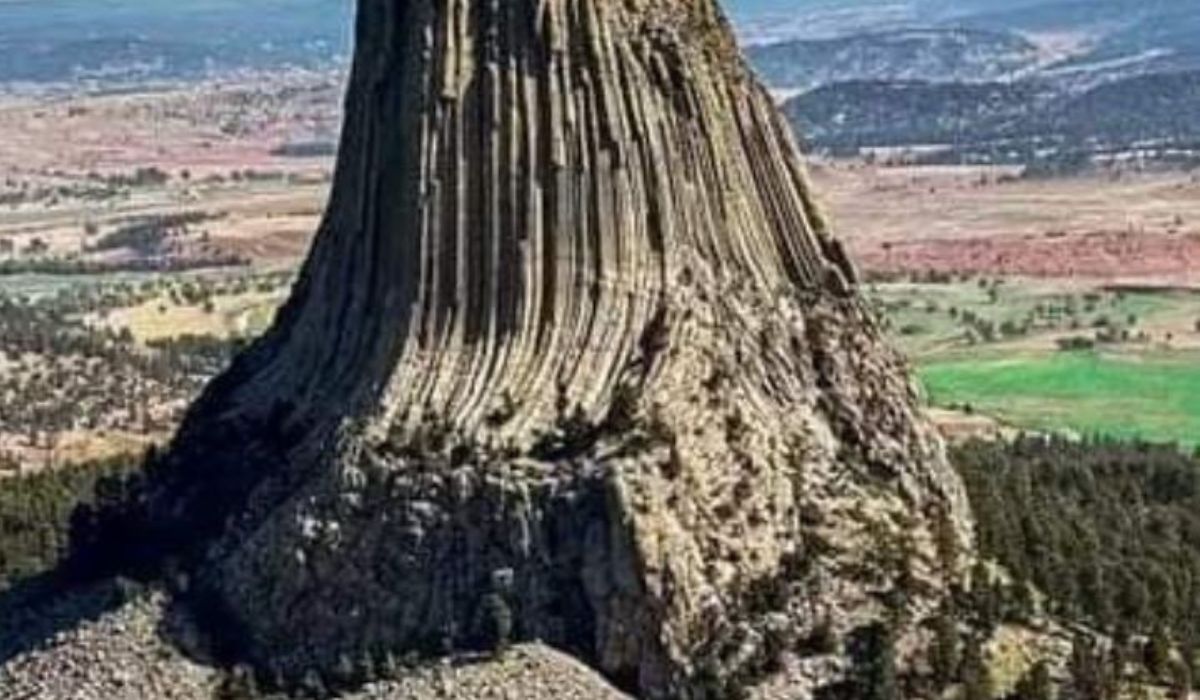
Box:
0;574;134;665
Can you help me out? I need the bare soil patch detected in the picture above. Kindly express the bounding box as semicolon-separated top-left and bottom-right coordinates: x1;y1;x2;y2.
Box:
858;229;1200;282
813;161;1200;283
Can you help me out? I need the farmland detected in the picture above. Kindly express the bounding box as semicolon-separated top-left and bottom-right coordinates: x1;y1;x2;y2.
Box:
793;160;1200;445
921;349;1200;444
2;69;1200;471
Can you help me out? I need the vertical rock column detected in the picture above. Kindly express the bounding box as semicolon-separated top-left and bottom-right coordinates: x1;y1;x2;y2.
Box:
148;0;973;697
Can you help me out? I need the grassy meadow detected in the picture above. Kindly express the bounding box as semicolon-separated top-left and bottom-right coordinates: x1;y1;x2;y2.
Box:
921;350;1200;445
871;278;1200;445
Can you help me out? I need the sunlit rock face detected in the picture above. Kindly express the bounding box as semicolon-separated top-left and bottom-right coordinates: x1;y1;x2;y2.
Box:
148;0;972;696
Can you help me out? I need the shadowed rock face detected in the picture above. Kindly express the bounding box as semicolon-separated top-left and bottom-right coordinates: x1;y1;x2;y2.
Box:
145;0;971;696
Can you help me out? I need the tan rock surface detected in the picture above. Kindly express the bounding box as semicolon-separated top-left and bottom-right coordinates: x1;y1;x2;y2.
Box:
348;646;633;700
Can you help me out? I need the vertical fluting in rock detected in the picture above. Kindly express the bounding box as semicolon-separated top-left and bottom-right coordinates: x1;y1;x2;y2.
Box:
205;0;846;433
148;0;972;697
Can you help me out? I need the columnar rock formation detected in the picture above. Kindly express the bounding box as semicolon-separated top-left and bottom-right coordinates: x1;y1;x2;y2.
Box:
143;0;971;697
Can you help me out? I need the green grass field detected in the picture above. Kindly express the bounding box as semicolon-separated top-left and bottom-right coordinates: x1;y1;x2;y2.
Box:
870;278;1200;445
920;350;1200;445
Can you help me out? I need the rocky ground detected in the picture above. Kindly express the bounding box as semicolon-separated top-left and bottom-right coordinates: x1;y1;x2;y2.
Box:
346;647;632;700
0;582;637;700
0;584;219;699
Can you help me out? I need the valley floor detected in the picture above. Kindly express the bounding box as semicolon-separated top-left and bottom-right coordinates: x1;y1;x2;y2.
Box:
2;80;1199;469
812;160;1200;446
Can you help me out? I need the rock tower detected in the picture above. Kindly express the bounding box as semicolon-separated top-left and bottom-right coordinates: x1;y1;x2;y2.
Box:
143;0;971;696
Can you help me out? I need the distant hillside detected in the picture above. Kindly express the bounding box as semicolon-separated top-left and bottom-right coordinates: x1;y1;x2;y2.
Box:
948;0;1199;81
783;80;1052;152
747;0;1200;172
785;70;1200;167
746;28;1040;93
958;0;1147;34
1048;3;1200;77
741;0;1200;97
5;0;1197;94
0;0;353;87
731;0;1050;46
1044;70;1200;147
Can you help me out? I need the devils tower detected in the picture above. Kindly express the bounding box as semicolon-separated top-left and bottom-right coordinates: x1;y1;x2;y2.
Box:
39;0;970;697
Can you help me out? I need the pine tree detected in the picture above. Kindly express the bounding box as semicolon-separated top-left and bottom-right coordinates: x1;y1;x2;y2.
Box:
1100;647;1122;700
1145;626;1172;679
803;614;839;655
853;622;899;700
961;636;994;700
1107;633;1129;697
1169;657;1192;700
216;664;261;700
1127;676;1153;700
1181;627;1199;678
331;653;355;688
934;504;960;584
1011;578;1037;622
356;650;378;685
1013;661;1054;700
970;561;999;632
931;605;960;689
480;568;515;657
299;670;327;699
1067;635;1103;700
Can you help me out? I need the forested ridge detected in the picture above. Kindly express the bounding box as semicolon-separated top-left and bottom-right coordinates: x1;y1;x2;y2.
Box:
955;436;1200;645
785;71;1200;170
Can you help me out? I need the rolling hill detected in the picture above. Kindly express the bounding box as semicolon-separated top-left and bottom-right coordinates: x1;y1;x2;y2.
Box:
0;0;354;86
746;28;1040;93
784;70;1200;167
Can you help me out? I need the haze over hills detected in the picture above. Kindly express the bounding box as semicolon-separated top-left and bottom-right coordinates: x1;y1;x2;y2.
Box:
0;0;354;87
756;0;1200;169
6;0;1197;104
747;0;1200;88
746;28;1041;94
785;70;1200;171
